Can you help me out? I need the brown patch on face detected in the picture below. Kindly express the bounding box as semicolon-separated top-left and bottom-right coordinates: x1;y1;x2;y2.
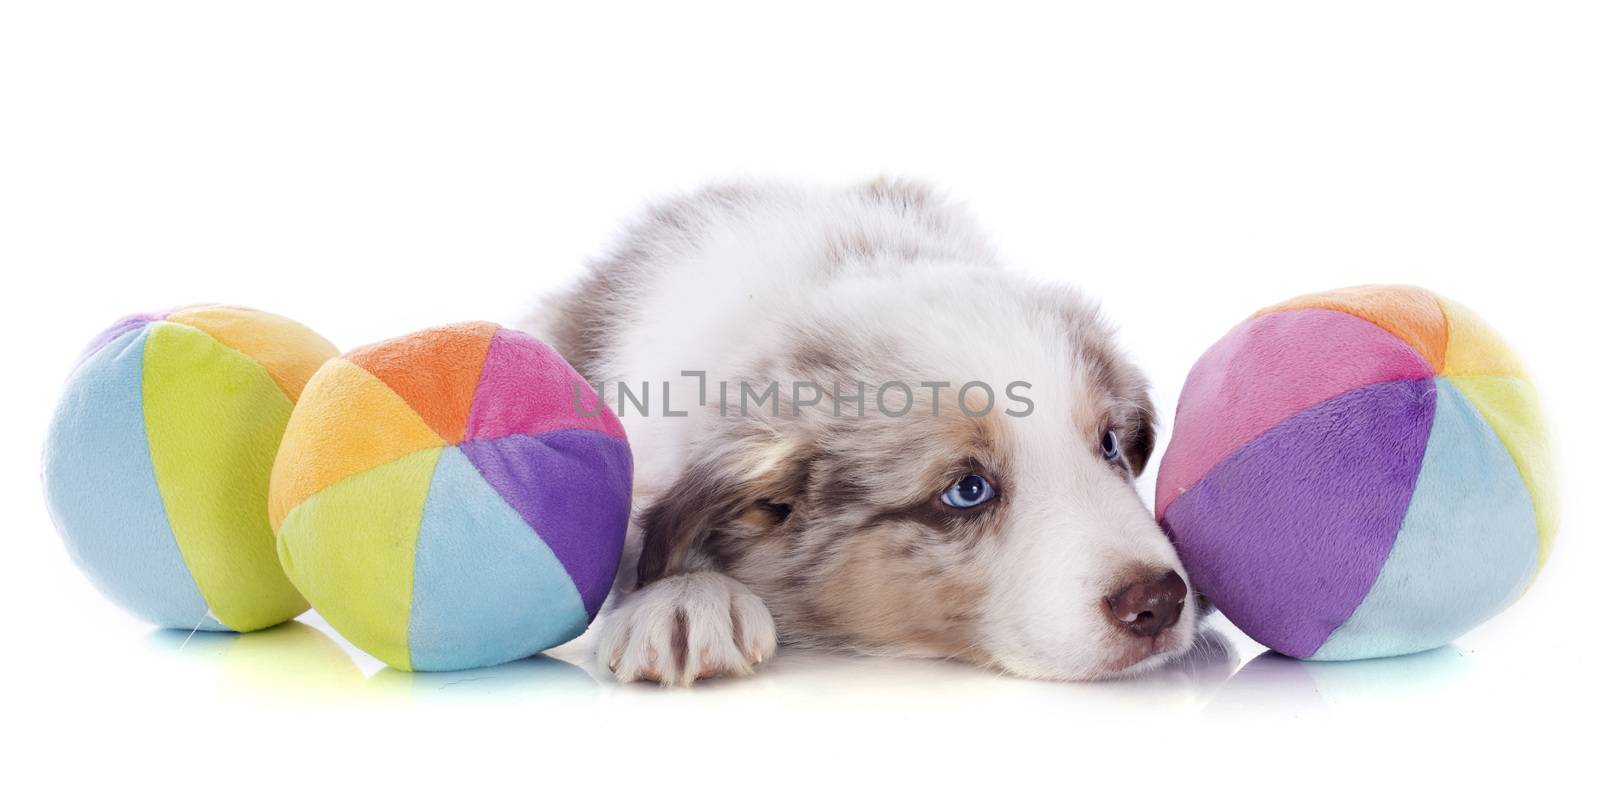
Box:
806;522;991;659
701;401;1015;666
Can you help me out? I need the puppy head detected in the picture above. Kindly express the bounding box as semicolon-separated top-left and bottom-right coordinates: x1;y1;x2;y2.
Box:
636;265;1196;679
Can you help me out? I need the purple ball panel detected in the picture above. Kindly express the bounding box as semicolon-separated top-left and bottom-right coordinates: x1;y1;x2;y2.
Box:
1160;378;1436;658
460;430;633;618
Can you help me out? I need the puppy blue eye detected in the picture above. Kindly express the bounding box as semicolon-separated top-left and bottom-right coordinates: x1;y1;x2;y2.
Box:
941;474;996;509
1101;429;1122;462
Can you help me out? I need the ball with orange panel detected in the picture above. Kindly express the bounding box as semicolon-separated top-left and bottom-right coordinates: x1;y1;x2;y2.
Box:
43;306;339;632
1157;285;1555;660
268;322;632;672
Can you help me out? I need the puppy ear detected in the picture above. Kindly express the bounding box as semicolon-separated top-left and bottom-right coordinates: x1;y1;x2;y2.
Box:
1123;391;1157;476
1034;283;1159;476
635;429;809;586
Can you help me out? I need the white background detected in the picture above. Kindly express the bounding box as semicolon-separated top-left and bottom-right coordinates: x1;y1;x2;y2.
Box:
2;2;1596;784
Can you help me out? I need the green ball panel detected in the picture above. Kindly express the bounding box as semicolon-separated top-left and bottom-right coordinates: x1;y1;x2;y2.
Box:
276;448;443;671
143;322;309;631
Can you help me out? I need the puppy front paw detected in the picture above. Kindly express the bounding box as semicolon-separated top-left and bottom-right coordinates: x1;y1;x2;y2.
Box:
598;571;777;686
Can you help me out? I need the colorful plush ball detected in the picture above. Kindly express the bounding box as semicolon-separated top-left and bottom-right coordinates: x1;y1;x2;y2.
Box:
1156;285;1555;660
269;322;631;671
43;306;338;632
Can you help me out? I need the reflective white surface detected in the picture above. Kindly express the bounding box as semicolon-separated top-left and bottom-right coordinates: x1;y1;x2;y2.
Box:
4;588;1591;783
3;2;1596;784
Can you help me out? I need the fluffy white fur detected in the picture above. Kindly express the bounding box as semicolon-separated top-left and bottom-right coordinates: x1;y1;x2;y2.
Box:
528;180;1197;685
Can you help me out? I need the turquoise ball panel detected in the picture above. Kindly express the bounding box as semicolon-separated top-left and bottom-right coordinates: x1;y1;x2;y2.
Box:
1310;378;1540;660
407;447;590;672
42;327;223;630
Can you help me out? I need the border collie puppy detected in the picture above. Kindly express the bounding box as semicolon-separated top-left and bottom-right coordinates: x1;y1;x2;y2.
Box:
527;179;1196;685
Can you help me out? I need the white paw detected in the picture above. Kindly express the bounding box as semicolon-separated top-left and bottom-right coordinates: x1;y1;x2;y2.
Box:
598;572;777;686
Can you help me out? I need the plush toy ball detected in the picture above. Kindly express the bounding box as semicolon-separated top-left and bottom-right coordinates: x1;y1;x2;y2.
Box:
1156;285;1555;660
269;322;631;671
43;306;338;632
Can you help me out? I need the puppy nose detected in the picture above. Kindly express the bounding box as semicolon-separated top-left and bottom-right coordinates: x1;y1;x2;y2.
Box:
1104;570;1187;638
